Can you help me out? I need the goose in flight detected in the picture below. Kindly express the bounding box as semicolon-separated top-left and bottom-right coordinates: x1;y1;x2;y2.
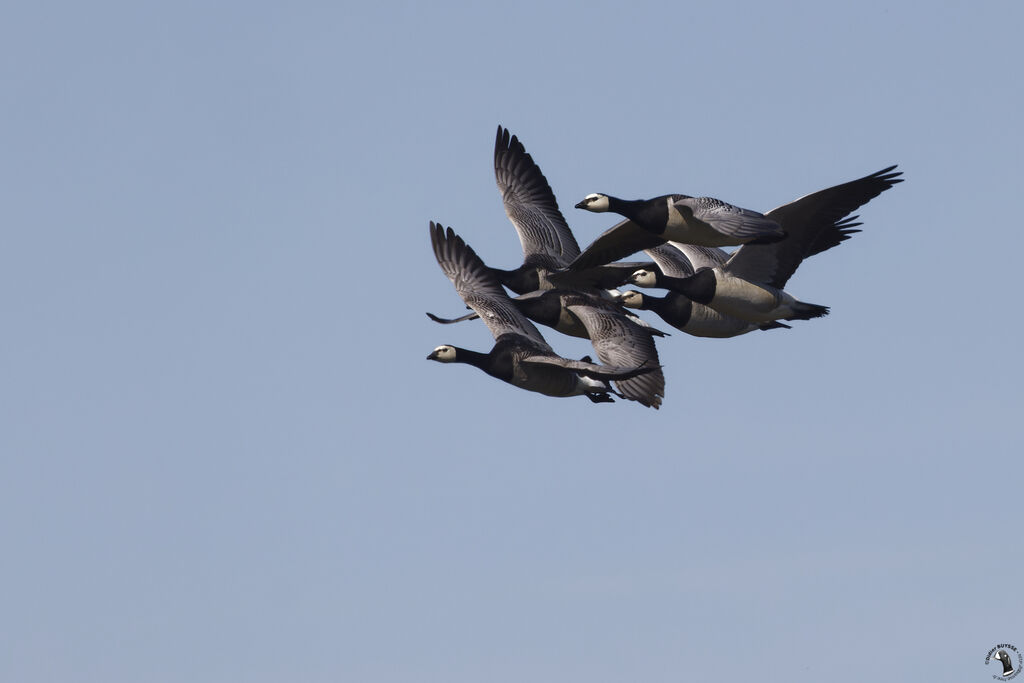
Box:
485;126;580;293
570;191;785;270
488;126;659;292
615;242;789;337
567;165;901;273
427;286;670;408
627;164;900;322
427;287;668;341
427;222;660;405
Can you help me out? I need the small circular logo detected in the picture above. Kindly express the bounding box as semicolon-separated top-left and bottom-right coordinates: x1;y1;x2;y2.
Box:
986;644;1022;680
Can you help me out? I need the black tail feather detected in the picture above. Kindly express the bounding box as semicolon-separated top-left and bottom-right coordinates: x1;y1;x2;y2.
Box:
788;302;830;321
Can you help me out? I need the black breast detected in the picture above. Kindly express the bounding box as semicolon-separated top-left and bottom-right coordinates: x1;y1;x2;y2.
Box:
634;196;673;232
661;292;693;326
683;268;717;305
484;342;517;383
520;291;566;324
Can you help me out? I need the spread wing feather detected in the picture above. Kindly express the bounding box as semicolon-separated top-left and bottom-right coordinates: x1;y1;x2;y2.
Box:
494;126;580;268
430;222;552;349
675;197;784;240
566;302;665;409
725;166;902;288
568;219;666;271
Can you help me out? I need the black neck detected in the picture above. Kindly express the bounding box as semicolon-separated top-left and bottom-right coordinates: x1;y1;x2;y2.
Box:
629;291;658;311
643;291;692;322
608;196;649;221
451;346;492;371
642;291;670;310
459;344;516;383
661;292;693;324
657;272;689;290
609;195;669;230
661;269;715;304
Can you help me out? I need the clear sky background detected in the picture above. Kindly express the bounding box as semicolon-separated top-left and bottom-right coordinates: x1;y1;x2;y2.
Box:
2;1;1022;682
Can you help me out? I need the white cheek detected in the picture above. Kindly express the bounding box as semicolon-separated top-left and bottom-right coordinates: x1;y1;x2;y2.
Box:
632;272;654;287
434;347;456;361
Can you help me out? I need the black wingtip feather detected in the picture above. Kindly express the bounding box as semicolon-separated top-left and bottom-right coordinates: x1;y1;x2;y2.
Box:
495;125;510;155
495;124;528;163
869;165;904;187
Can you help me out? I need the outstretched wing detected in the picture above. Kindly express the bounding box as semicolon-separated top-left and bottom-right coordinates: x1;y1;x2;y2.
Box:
494;126;580;268
425;309;479;324
566;301;665;409
675;196;785;241
546;260;658;289
724;215;863;289
522;354;658;381
429;222;552;349
725;166;903;288
646;242;730;278
645;243;696;278
568;219;667;271
670;243;729;270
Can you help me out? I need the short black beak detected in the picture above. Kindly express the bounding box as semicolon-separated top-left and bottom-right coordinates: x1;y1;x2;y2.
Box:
574;201;586;209
426;352;436;360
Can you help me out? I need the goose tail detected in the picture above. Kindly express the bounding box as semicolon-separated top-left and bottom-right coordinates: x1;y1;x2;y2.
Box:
788;302;830;320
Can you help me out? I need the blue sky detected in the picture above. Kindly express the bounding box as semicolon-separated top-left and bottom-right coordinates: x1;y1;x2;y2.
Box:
2;1;1022;682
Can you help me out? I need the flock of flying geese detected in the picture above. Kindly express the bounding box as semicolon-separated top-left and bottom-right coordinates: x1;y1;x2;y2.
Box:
426;126;902;409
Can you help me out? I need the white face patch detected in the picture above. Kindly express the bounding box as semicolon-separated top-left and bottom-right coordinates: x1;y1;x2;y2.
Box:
578;193;610;212
429;345;457;362
619;291;644;308
629;269;657;287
